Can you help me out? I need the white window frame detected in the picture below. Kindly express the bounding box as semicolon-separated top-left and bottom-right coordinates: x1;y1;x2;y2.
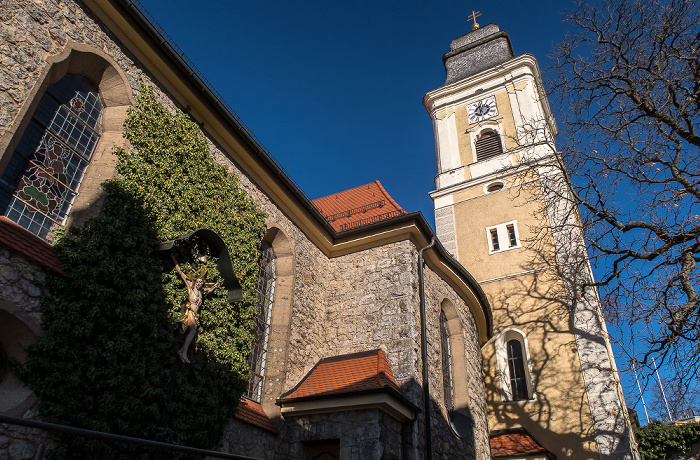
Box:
495;328;535;402
486;220;521;254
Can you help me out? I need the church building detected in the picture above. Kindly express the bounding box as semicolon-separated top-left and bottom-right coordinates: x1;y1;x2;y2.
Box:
0;1;636;459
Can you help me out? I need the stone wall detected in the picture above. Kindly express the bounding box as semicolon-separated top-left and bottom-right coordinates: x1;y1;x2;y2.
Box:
424;267;491;460
221;409;404;460
0;246;44;332
0;246;48;459
325;241;420;378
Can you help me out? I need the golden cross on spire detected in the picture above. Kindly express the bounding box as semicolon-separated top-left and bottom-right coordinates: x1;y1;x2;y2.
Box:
468;10;482;30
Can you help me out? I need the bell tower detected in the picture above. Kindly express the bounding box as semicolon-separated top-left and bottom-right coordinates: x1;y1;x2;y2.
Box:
423;23;636;459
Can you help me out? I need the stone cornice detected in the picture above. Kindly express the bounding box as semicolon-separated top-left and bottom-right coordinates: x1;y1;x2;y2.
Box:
279;392;416;423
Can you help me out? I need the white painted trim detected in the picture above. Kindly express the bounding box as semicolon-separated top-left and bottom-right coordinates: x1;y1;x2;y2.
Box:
478;266;556;285
485;220;521;254
279;393;416;422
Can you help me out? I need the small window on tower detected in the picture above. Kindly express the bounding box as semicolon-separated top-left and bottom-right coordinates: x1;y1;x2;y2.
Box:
490;228;500;251
507;224;517;247
486;221;520;253
485;181;505;193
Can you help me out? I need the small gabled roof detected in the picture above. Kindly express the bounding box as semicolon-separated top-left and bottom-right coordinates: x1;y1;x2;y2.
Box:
279;349;401;401
311;181;406;232
0;217;64;275
490;428;555;459
277;350;417;422
234;398;278;434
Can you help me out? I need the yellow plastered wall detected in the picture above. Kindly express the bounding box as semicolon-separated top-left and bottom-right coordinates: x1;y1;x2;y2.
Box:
480;273;600;460
495;90;519;151
452;178;550;282
455;105;472;165
452;174;602;459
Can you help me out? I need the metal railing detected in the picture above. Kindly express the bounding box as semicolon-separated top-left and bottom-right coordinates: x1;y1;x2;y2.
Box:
0;414;261;460
323;200;385;222
338;210;407;232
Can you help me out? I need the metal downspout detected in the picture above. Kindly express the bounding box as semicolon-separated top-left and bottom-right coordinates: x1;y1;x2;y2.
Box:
418;237;435;459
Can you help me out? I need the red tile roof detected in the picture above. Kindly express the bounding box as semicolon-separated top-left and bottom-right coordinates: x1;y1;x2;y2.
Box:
234;397;278;434
0;217;64;275
490;429;553;458
311;181;406;232
279;350;401;401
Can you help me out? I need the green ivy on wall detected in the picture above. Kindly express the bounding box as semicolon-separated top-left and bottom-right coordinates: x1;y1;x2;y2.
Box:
636;421;700;459
19;84;267;458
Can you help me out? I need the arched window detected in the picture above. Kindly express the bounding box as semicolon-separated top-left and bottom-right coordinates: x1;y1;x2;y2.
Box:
474;129;503;162
245;241;276;402
495;328;534;402
0;75;103;240
507;339;529;401
440;310;454;412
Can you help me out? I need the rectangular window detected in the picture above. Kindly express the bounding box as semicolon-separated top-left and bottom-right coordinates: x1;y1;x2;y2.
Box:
486;221;520;254
490;228;500;251
507;224;517;247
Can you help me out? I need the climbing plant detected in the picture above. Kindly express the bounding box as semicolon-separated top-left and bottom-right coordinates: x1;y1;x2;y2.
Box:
20;83;267;458
636;421;700;459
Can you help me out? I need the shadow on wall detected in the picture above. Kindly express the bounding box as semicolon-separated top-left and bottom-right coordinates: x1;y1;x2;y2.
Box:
479;204;633;458
0;309;39;416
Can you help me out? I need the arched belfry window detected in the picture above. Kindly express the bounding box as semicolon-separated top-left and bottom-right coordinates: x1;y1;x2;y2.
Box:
474;129;503;162
440;310;454;412
0;75;103;240
245;241;276;402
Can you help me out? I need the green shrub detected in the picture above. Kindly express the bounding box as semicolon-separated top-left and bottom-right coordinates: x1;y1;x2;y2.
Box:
636;421;700;459
20;84;266;458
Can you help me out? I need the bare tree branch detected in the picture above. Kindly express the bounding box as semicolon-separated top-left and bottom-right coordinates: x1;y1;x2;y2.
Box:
535;0;699;398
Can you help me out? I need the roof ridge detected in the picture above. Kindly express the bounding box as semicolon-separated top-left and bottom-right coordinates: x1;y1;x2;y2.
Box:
373;180;404;212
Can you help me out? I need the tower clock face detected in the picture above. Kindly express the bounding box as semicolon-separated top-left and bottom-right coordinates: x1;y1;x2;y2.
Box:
467;95;498;123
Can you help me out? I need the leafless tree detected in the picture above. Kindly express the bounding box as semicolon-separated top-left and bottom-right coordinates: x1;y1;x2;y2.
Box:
647;376;700;421
534;0;699;387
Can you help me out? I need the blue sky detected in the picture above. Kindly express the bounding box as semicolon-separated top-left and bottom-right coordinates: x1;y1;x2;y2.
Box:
137;0;573;224
136;0;670;421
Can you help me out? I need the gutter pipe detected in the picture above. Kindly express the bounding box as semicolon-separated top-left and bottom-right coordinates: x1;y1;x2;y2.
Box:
418;237;436;459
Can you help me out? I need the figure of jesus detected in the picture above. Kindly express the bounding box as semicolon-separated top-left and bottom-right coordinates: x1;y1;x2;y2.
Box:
171;254;219;363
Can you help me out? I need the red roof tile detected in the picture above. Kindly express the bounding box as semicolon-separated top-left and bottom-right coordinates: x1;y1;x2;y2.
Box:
311;181;406;232
234;397;278;434
0;217;64;275
490;429;552;458
279;350;401;402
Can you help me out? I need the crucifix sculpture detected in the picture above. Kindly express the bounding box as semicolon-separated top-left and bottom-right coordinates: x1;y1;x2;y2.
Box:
171;254;220;363
155;229;243;364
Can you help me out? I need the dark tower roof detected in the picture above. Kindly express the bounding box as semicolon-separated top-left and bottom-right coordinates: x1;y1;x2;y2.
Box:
442;23;515;85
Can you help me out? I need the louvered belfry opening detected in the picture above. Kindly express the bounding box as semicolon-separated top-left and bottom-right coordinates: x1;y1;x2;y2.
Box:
475;130;503;161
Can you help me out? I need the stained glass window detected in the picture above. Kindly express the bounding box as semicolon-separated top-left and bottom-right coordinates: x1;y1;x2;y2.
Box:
245;241;276;402
0;75;103;240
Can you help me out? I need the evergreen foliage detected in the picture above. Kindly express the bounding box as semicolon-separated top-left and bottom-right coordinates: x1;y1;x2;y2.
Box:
636;421;700;459
20;84;267;458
